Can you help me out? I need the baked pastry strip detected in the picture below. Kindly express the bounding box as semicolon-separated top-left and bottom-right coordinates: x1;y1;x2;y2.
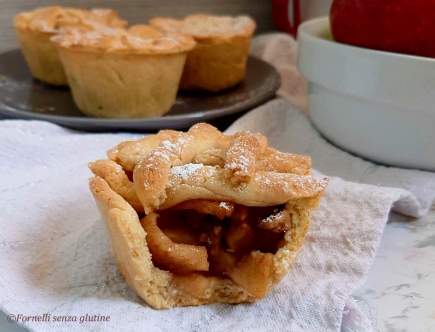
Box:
89;159;143;212
133;124;230;213
158;166;328;210
107;130;182;172
224;131;268;183
108;124;312;176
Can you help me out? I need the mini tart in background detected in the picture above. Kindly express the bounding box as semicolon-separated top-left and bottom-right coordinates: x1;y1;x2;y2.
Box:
13;6;127;86
51;26;196;118
150;14;256;92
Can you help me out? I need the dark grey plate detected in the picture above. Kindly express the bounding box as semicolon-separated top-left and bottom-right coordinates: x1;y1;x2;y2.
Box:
0;49;281;131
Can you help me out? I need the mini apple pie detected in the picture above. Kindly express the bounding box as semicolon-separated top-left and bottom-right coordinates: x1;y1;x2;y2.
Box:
51;26;196;118
14;6;127;86
150;14;256;92
89;123;328;308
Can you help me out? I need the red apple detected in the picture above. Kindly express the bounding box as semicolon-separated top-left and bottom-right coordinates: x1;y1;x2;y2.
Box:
330;0;435;58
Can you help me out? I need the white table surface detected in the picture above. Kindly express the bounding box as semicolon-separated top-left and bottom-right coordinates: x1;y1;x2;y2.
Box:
1;206;434;332
352;203;435;332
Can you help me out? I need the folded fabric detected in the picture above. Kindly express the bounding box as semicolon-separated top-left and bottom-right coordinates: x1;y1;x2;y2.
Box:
226;99;435;218
1;100;434;332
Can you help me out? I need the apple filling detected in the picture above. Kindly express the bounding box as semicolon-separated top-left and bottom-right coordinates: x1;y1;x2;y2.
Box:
140;199;292;298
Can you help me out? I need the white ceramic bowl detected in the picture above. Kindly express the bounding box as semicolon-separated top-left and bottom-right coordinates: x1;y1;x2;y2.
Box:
297;17;435;171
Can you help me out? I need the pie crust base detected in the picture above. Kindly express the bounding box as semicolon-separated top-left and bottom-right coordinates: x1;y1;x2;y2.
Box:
56;48;187;118
90;176;320;309
15;27;68;86
51;25;195;118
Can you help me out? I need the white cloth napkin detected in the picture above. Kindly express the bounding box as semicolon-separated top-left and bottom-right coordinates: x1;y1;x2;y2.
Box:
1;104;435;332
1;33;435;332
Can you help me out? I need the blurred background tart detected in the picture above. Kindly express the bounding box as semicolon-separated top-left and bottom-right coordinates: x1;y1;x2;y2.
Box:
52;26;196;118
150;14;256;92
13;6;127;86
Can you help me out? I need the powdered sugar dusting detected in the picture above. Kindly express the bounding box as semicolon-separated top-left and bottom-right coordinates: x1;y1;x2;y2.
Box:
261;211;284;225
227;162;237;170
160;136;191;155
226;151;251;174
294;176;329;193
254;173;328;196
153;150;170;161
224;133;261;180
161;139;181;154
171;163;204;181
238;155;250;173
225;147;253;182
219;202;231;210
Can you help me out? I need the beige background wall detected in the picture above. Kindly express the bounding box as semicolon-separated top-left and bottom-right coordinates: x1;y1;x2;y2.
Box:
0;0;274;52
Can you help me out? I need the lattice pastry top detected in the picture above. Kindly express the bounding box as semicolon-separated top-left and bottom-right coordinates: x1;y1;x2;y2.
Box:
104;123;327;214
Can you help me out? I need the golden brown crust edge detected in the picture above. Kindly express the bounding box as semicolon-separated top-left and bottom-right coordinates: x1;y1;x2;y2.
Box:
89;176;172;308
14;27;68;85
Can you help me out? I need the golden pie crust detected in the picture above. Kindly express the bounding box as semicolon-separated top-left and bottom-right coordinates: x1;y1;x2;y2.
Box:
89;123;328;308
51;26;196;118
150;14;256;92
14;6;126;86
